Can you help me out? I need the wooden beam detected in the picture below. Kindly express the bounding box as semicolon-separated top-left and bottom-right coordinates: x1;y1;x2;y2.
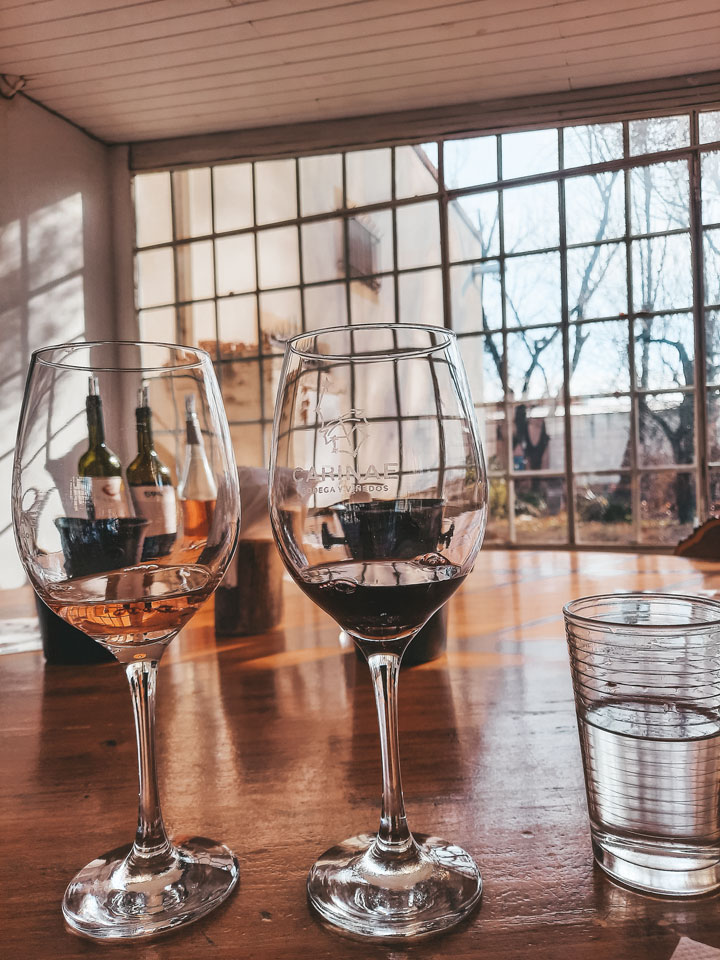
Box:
129;70;720;170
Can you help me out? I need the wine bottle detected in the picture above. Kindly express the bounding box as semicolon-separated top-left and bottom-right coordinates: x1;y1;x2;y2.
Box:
126;385;177;560
76;376;129;520
178;395;217;544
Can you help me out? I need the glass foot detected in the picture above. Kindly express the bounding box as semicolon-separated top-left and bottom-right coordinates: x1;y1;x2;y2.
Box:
307;832;482;938
62;836;239;940
592;835;720;897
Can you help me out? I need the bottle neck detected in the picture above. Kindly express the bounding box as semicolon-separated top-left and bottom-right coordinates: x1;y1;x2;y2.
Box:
86;396;106;447
186;414;202;446
136;408;154;456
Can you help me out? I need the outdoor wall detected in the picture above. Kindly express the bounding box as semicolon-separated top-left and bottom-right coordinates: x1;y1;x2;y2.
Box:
0;95;116;591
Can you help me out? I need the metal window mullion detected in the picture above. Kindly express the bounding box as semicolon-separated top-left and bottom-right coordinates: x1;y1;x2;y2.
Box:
250;162;266;460
559;127;576;546
623;120;641;546
342;153;352;325
168;174;183;347
388;147;404;489
690;109;710;521
208;166;222;382
496;135;515;544
438;140;452;331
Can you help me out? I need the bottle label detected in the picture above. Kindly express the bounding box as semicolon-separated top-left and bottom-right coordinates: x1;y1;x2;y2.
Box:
130;486;178;537
69;476;130;519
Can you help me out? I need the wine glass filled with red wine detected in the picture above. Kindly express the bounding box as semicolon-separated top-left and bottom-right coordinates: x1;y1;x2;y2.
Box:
12;342;240;940
269;323;488;938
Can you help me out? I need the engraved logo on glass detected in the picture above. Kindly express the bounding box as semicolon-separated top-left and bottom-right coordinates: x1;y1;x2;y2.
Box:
319;410;368;457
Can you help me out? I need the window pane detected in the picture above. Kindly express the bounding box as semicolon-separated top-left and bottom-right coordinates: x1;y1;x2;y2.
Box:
634;313;694;390
629;115;689;155
458;333;504;404
355;361;400;418
396;201;441;269
699;111;720;144
213;163;253;232
450;261;500;333
449;191;499;261
486;476;509;543
571;396;631;471
223;363;261;422
707;311;720;385
134;172;172;247
705;229;720;305
444;135;497;188
575;474;632;545
262;356;284;422
639;392;694;466
395;143;439;198
513;477;567;543
640;471;695;545
176;240;214;301
301;218;344;283
299;153;343;216
503;182;559;253
630;161;690;233
179;300;216;356
139;306;176;344
569;320;629;396
349;276;395;324
505;252;561;327
255;158;296;225
259;288;302;351
348;210;393;278
257;226;299;289
304;283;348;329
701;151;720;225
511;402;565;471
502;129;558;179
565;171;625;244
707;388;720;461
631;234;692;312
478;404;505;470
136;247;174;308
401;420;442;469
566;243;627;320
217;295;258;359
215;234;256;296
507;327;563;400
563;123;623;167
710;468;720;512
346;148;391;206
398;268;443;325
173;168;212;239
230;423;264;467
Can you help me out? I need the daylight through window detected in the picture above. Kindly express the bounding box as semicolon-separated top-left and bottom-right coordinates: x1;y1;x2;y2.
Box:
133;109;720;548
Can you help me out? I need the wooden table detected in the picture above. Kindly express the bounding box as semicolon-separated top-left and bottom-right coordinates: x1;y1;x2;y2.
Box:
1;550;719;960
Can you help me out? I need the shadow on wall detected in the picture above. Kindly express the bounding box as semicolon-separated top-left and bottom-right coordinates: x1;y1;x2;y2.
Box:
0;96;114;594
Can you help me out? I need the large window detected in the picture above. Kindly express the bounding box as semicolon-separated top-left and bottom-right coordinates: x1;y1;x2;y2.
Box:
133;108;720;548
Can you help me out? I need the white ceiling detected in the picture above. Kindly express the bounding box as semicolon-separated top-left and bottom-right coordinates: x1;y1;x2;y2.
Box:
1;0;719;145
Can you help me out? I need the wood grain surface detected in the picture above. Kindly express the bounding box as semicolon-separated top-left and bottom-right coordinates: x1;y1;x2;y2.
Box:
1;550;719;960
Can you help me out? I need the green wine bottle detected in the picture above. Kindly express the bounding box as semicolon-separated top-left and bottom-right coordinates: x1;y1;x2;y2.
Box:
126;385;177;560
76;376;129;520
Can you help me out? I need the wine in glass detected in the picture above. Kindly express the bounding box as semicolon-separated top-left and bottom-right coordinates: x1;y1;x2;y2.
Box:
269;323;488;938
12;342;240;940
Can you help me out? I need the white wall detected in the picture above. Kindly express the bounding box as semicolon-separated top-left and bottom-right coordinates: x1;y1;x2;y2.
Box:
0;96;118;591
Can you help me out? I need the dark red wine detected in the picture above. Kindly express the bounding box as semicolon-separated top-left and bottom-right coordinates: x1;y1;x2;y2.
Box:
297;556;465;641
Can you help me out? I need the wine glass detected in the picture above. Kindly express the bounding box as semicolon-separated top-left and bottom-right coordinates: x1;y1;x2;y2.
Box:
268;323;488;938
12;342;240;940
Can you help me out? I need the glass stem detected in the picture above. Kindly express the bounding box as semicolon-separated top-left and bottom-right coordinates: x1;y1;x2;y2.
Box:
367;651;414;854
125;660;174;868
